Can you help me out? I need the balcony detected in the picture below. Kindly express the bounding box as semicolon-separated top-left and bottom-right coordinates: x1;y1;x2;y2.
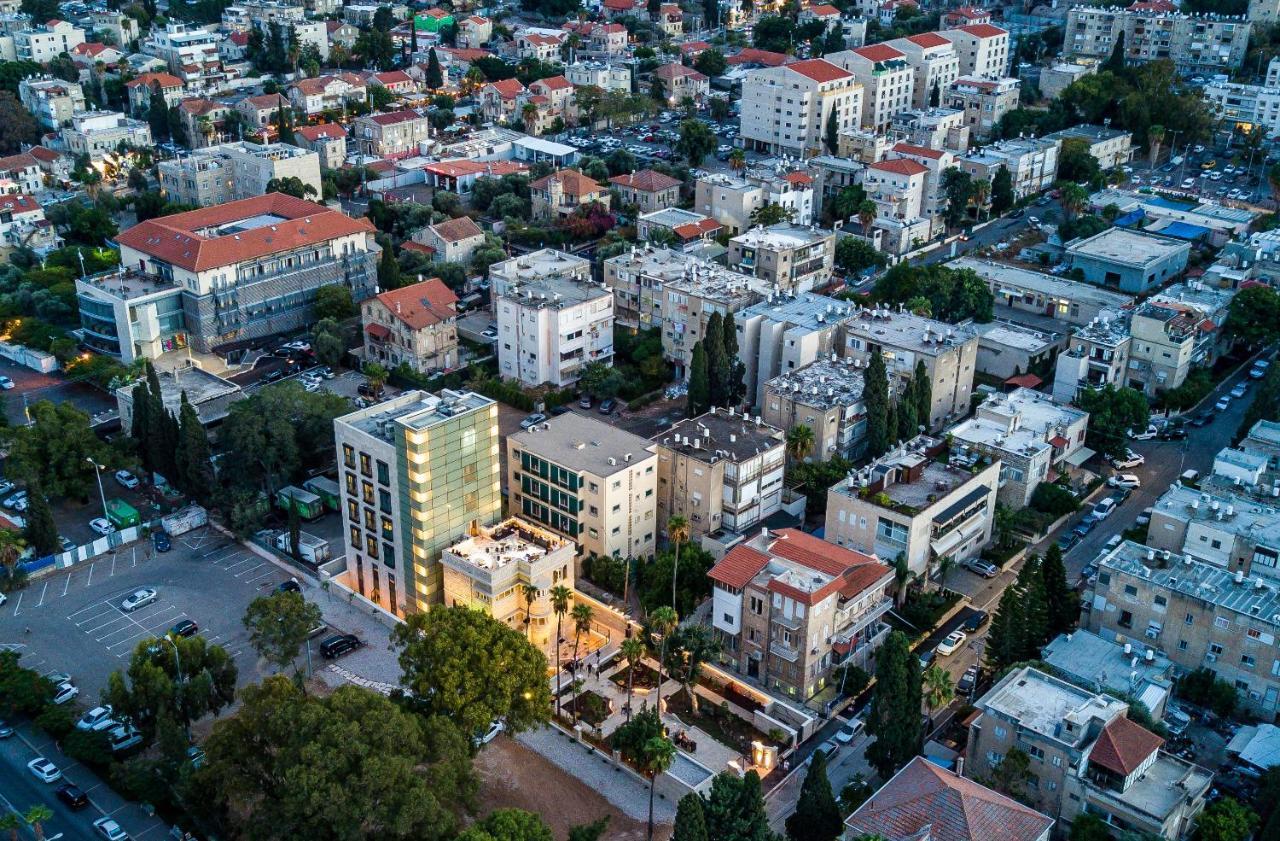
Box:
771;639;800;662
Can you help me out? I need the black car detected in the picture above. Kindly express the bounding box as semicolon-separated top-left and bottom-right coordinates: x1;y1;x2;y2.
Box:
56;783;89;810
276;578;301;594
1158;428;1188;441
1191;412;1213;427
598;398;617;415
262;369;283;383
320;634;362;659
961;611;989;633
153;531;171;552
957;665;978;695
170;619;198;638
1057;532;1082;552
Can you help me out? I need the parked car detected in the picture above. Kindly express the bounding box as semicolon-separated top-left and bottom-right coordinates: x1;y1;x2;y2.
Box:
57;782;90;809
2;490;27;509
481;328;498;340
1108;474;1142;489
114;469;139;489
1057;532;1081;552
1158;427;1188;441
957;665;978;695
1216;396;1231;412
0;376;14;390
1232;383;1249;399
579;394;592;409
519;413;547;430
121;588;157;612
1129;425;1159;440
1073;517;1098;538
961;611;989;633
0;719;13;738
1110;450;1145;469
76;705;115;732
477;719;506;746
28;757;62;783
320;633;362;659
51;682;79;705
1136;507;1154;526
1093;498;1119;520
598;398;617;415
170;619;198;638
1191;411;1214;427
153;531;171;552
1251;366;1267;380
936;630;967;656
835;718;865;744
276;578;301;594
963;558;999;578
93;817;130;841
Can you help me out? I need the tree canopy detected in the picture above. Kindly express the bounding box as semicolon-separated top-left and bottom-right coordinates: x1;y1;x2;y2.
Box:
1075;385;1149;459
872;263;994;323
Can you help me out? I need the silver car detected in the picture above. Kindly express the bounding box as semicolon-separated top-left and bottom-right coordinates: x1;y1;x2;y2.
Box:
121;588;157;612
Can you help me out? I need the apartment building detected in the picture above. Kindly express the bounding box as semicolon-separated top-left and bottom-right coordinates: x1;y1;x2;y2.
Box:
890;107;971;152
739;59;864;157
1066;5;1251;75
762;356;868;461
828;45;914;132
958;136;1060;199
709;528;892;698
824;436;998;576
1125;301;1215;395
361;278;458;375
1043;629;1176;719
937;23;1010;78
565;60;632;92
946;75;1019;139
234;92;290;135
157;141;321;206
62;111;152;160
287;72;367;115
334;389;500;615
694;167;817;234
1040;60;1099;98
411;215;486;266
352;109;431;158
1044;124;1134;170
103;194;377;359
479;78;526;123
1086;540;1280;719
862;157;931;255
177;98;232;148
89;9;139;46
0;193;58;254
15;18;85;63
841;306;980;429
530;169;611;221
948;388;1090;507
968;665;1211;840
636;208;721;248
491;249;613;388
1052;313;1133;402
292;123;347;170
456;14;493;49
952;257;1135;330
602;245;693;329
653;62;709;104
124;72;185;116
660;263;762;378
18;77;85;129
507;412;657;564
727;224;836;294
1066;227;1191;294
610;169;682;213
975;321;1063;380
736;292;852;410
879;142;954;238
652;408;787;540
143;23;222;85
0;152;44;196
885;32;960;110
1146;483;1280;581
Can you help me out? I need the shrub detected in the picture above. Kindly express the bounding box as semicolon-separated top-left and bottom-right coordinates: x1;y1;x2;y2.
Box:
1030;482;1080;517
35;703;75;738
63;729;113;768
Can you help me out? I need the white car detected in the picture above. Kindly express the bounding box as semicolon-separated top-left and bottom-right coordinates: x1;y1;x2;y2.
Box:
1216;396;1231;412
834;718;865;744
2;490;26;509
1110;451;1145;469
114;469;139;489
1108;473;1142;489
51;682;79;705
27;757;62;783
1129;425;1158;441
478;719;506;745
936;631;967;657
994;241;1009;250
93;817;130;840
90;517;116;536
121;588;157;612
77;705;116;732
1181;178;1196;189
283;340;311;353
0;376;14;390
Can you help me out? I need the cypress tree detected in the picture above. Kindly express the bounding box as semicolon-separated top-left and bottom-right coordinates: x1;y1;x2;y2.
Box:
1041;543;1079;638
929;82;940;108
786;747;843;841
672;793;709;841
824;108;838;155
864;349;890;457
704;312;729;407
865;630;922;781
131;381;152;476
721;312;746;406
897;391;917;442
24;479;59;557
985;583;1024;673
687;340;711;417
378;239;401;289
913;359;932;432
425;47;444;89
1017;556;1049;656
176;392;215;503
885;399;898;452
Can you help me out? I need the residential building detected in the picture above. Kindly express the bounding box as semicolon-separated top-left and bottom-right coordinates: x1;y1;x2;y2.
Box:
530;169;610;221
846;757;1054;841
825;435;999;575
951;257;1135;329
694;167;817;235
124;72;184;116
937;23;1010;78
142;23;221;85
736;291;853;410
563;21;629;57
652;407;787;539
411;215;486;266
635;208;722;248
516;30;565;62
957;136;1060;199
361;278;458;374
885;32;960;110
62;110;152;160
1066;227;1191;294
656;2;682;37
1044;124;1134;170
565;60;632;92
0;194;58;254
841;306;980;429
943;6;993;28
352;109;431;158
889;107;970;152
507;412;657;564
727;223;836;294
491;249;612;388
861;157;932;255
234;92;291;135
287;72;366;115
1043;629;1176;718
102;193;377;359
968;665;1211;839
660;263;762;376
828;45;913;132
292;123;347;170
879;144;953;241
762;357;868;461
1066;5;1251;75
1052;313;1133;402
739;59;864;157
653;62;709;105
602;244;693;329
18;77;86;129
157;141;322;206
0;153;44;195
15;18;85;63
1145;482;1280;579
479;78;526;123
1125;300;1216;395
946;75;1019;139
71;41;121;70
114;364;243;431
177;98;232;148
709;528;892;698
949;388;1090;507
1204;69;1280;138
89;9;138;46
456;14;492;48
334;389;500;615
610;169;682;213
1085;539;1280;719
1040;60;1099;99
974;320;1063;381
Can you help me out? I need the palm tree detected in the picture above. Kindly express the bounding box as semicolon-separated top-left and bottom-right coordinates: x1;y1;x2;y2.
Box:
570;602;594;721
1148;124;1165;165
1059;183;1089;219
521;583;541;642
522;102;539;134
922;664;955;730
667;515;690;612
621;636;646;721
640;736;676;841
936;554;954;592
24;805;53;841
785;424;815;463
550;585;572;717
729;148;746;170
670;625;718;714
892;552;910;608
649;605;678;718
362;361;388;397
971;178;991;221
0;529;25;590
0;813;21;841
857;199;876;236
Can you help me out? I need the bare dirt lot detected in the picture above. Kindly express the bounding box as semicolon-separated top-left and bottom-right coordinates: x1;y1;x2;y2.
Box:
472;737;672;841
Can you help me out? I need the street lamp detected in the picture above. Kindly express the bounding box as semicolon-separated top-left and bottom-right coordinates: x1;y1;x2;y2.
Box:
85;457;108;521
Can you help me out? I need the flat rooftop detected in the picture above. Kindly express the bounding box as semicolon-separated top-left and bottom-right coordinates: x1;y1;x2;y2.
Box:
1093;752;1213;821
1150;281;1234;319
443;517;569;573
831;435;984;511
1045;124;1131;143
1246;419;1280;448
980;666;1127;746
116;364;243;423
1067;227;1190;268
1042;629;1173;699
1073;311;1132;347
509;412;655;476
77;269;182;302
739;291;854;332
639;207;715;228
950;257;1134;310
654;407;784;463
765;357;865;411
605;245;702;282
732;222;831;251
975;321;1059;353
499;272;612;309
491;248;590;283
843;304;978;356
663;262;761;307
339;388;494;442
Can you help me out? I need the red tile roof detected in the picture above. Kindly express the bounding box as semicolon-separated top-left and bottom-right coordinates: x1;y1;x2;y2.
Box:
871;158;929;176
959;22;1007;38
0;152;39;172
126;71;183;88
440;47;493;61
428;215;484;243
374;70;413;85
293;123;346;142
728;48;789;67
242;93;289;109
531;169;604;197
1049;435;1070;448
710;529;888;605
115;194;374;273
807;3;841;14
367;108;425;126
0;195;40;214
533;74;573;91
770;529;877;577
846;756;1054;841
1004;373;1043;389
373;278;458;330
672;218;722;240
907;31;951;48
948;5;990;19
609;169;681;192
486;78;525;98
893;142;944;160
425;159;488;178
854;43;906;62
1090;717;1164;777
709;545;772;589
783;171;813;185
786;58;853;84
655;62;707;81
681;40;711;54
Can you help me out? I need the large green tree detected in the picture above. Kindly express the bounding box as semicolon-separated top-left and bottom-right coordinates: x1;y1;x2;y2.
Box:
1041;543;1079;638
220;381;350;494
864;349;890;458
457;809;554;841
1225;285;1280;348
673;793;709;841
787;747;843;841
675;118;717;167
701;771;774;841
175;392;215;502
1195;797;1259;841
990;166;1014;216
704;312;730;408
687;340;711;417
1240;363;1280;440
865;630;922;780
23;479;59;557
5;400;112;502
242;591;323;681
1075;385;1149;459
104;634;237;738
0;92;39;155
391;606;551;738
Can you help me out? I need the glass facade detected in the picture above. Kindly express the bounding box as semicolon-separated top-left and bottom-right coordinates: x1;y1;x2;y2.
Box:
515;452;581;537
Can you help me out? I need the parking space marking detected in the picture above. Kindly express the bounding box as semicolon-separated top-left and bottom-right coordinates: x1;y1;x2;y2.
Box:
85;562;94;588
11;591;21;616
61;574;71;597
224;557;258;572
234;563;266;579
109;554;116;576
68;602;112;621
34;581;47;608
244;568;277;584
201;544;237;560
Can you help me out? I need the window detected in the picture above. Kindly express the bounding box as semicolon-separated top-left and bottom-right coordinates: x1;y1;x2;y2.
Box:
749;596;765;615
360;453;372;477
1215;616;1230;630
379;489;392;514
377;460;390;486
1185;613;1195;625
362;481;374;505
1118;610;1133;628
342;444;355;468
1052;755;1062;767
993;725;1007;738
1243;654;1257;669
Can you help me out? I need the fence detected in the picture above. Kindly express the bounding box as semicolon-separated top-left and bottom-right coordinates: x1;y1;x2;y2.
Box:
17;522;156;578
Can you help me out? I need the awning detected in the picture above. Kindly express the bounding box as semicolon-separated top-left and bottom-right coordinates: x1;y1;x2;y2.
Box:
931;519;986;557
1063;446;1096;467
1050;435;1070;449
365;323;391;340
